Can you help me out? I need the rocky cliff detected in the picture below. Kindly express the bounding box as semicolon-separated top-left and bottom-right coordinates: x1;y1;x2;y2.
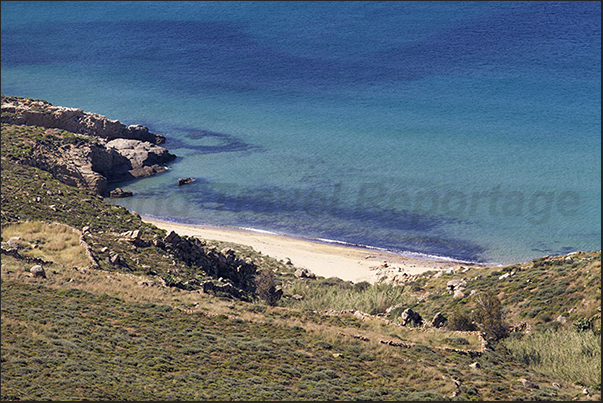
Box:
1;95;166;144
1;95;176;195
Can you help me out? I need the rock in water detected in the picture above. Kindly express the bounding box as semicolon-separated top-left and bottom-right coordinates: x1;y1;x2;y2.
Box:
109;188;133;198
178;177;194;186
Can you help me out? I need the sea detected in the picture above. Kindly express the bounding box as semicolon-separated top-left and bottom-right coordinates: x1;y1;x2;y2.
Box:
1;1;600;265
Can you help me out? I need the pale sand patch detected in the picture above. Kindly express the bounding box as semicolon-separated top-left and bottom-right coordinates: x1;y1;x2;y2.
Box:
143;217;475;284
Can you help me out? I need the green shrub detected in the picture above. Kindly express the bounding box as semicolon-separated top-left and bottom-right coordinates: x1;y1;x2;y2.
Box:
254;268;282;306
353;281;371;293
447;308;477;331
473;291;508;341
573;317;595;333
405;390;446;401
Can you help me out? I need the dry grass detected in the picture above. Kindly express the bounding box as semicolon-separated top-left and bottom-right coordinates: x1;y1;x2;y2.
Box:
502;328;601;388
1;221;91;268
1;251;484;354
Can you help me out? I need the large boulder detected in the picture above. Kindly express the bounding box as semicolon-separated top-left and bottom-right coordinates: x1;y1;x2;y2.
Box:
108;253;127;268
431;312;447;328
29;265;46;278
401;308;423;326
453;289;466;299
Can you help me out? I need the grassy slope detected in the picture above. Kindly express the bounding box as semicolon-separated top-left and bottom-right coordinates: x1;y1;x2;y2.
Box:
1;98;600;401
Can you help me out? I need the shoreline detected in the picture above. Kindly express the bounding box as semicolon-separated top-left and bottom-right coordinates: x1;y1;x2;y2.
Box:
142;217;489;284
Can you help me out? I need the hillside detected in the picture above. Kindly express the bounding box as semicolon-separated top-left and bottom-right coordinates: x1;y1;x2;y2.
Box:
1;96;600;401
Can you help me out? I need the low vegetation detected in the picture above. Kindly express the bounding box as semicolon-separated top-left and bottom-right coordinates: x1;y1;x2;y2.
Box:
1;221;91;268
1;96;600;400
502;329;601;389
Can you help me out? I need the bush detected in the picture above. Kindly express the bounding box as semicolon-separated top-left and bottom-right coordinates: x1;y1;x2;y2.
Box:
573;317;594;333
405;390;446;401
353;281;371;293
447;309;477;331
255;269;282;306
473;291;508;341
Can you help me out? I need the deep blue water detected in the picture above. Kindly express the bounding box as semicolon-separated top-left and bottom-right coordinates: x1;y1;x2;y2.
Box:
2;1;600;264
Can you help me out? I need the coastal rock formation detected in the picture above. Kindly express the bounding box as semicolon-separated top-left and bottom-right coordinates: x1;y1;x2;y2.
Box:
1;95;176;195
104;138;175;179
178;177;194;186
12;136;175;196
1;95;165;144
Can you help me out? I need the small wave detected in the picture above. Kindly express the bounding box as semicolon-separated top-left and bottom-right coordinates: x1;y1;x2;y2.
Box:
237;226;281;235
314;237;491;265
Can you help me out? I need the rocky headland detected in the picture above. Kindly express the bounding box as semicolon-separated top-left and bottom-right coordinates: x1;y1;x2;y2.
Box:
1;95;176;196
1;95;166;144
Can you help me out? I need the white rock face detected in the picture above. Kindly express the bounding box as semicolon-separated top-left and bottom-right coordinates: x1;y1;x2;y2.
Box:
1;97;165;144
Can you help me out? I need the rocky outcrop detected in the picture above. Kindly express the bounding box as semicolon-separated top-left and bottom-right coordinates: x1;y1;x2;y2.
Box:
401;308;423;326
15;138;175;196
1;95;165;144
2;96;176;195
104;139;175;179
431;312;447;328
160;230;257;297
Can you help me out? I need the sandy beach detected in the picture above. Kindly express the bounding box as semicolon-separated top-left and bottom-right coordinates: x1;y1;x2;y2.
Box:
142;217;480;284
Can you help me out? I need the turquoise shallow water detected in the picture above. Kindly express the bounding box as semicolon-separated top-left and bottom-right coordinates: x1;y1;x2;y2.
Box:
2;1;600;264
